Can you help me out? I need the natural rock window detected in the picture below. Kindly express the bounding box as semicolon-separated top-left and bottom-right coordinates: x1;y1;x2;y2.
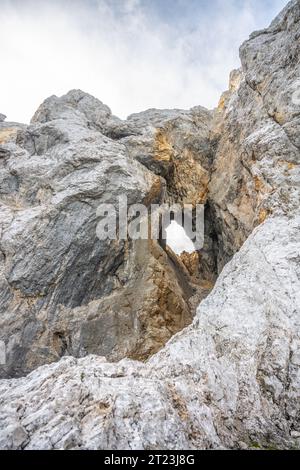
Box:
166;220;196;255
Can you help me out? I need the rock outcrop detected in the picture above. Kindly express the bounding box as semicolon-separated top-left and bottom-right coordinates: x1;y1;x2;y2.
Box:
0;0;299;450
0;90;213;378
0;214;299;450
209;0;300;270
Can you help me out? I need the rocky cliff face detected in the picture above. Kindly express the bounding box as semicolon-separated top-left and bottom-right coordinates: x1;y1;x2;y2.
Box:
0;0;299;450
209;0;300;270
0;90;214;377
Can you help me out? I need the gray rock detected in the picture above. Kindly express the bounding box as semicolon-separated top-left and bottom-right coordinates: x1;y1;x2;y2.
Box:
0;89;212;378
209;0;300;271
0;214;299;449
0;114;6;122
0;0;299;450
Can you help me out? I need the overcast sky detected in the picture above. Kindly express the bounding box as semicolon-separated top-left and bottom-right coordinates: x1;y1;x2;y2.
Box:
0;0;288;123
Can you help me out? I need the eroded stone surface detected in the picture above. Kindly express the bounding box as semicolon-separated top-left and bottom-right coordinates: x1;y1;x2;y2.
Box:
209;0;300;270
0;89;212;378
0;214;299;450
0;0;299;450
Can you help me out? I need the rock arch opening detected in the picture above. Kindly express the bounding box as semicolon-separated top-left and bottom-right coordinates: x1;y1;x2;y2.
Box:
165;220;196;255
0;91;247;377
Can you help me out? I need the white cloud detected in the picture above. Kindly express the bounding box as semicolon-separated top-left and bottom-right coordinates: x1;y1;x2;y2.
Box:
0;0;288;123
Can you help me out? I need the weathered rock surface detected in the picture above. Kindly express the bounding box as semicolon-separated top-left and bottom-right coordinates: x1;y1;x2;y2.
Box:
209;0;300;270
0;90;212;377
0;0;299;450
0;214;299;450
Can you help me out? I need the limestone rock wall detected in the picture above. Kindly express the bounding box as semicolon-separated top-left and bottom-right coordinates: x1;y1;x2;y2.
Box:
0;0;299;450
0;90;213;378
209;0;300;270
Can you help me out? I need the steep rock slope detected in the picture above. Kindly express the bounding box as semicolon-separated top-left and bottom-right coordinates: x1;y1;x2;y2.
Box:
0;0;299;450
210;0;300;270
0;92;213;378
0;215;299;450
